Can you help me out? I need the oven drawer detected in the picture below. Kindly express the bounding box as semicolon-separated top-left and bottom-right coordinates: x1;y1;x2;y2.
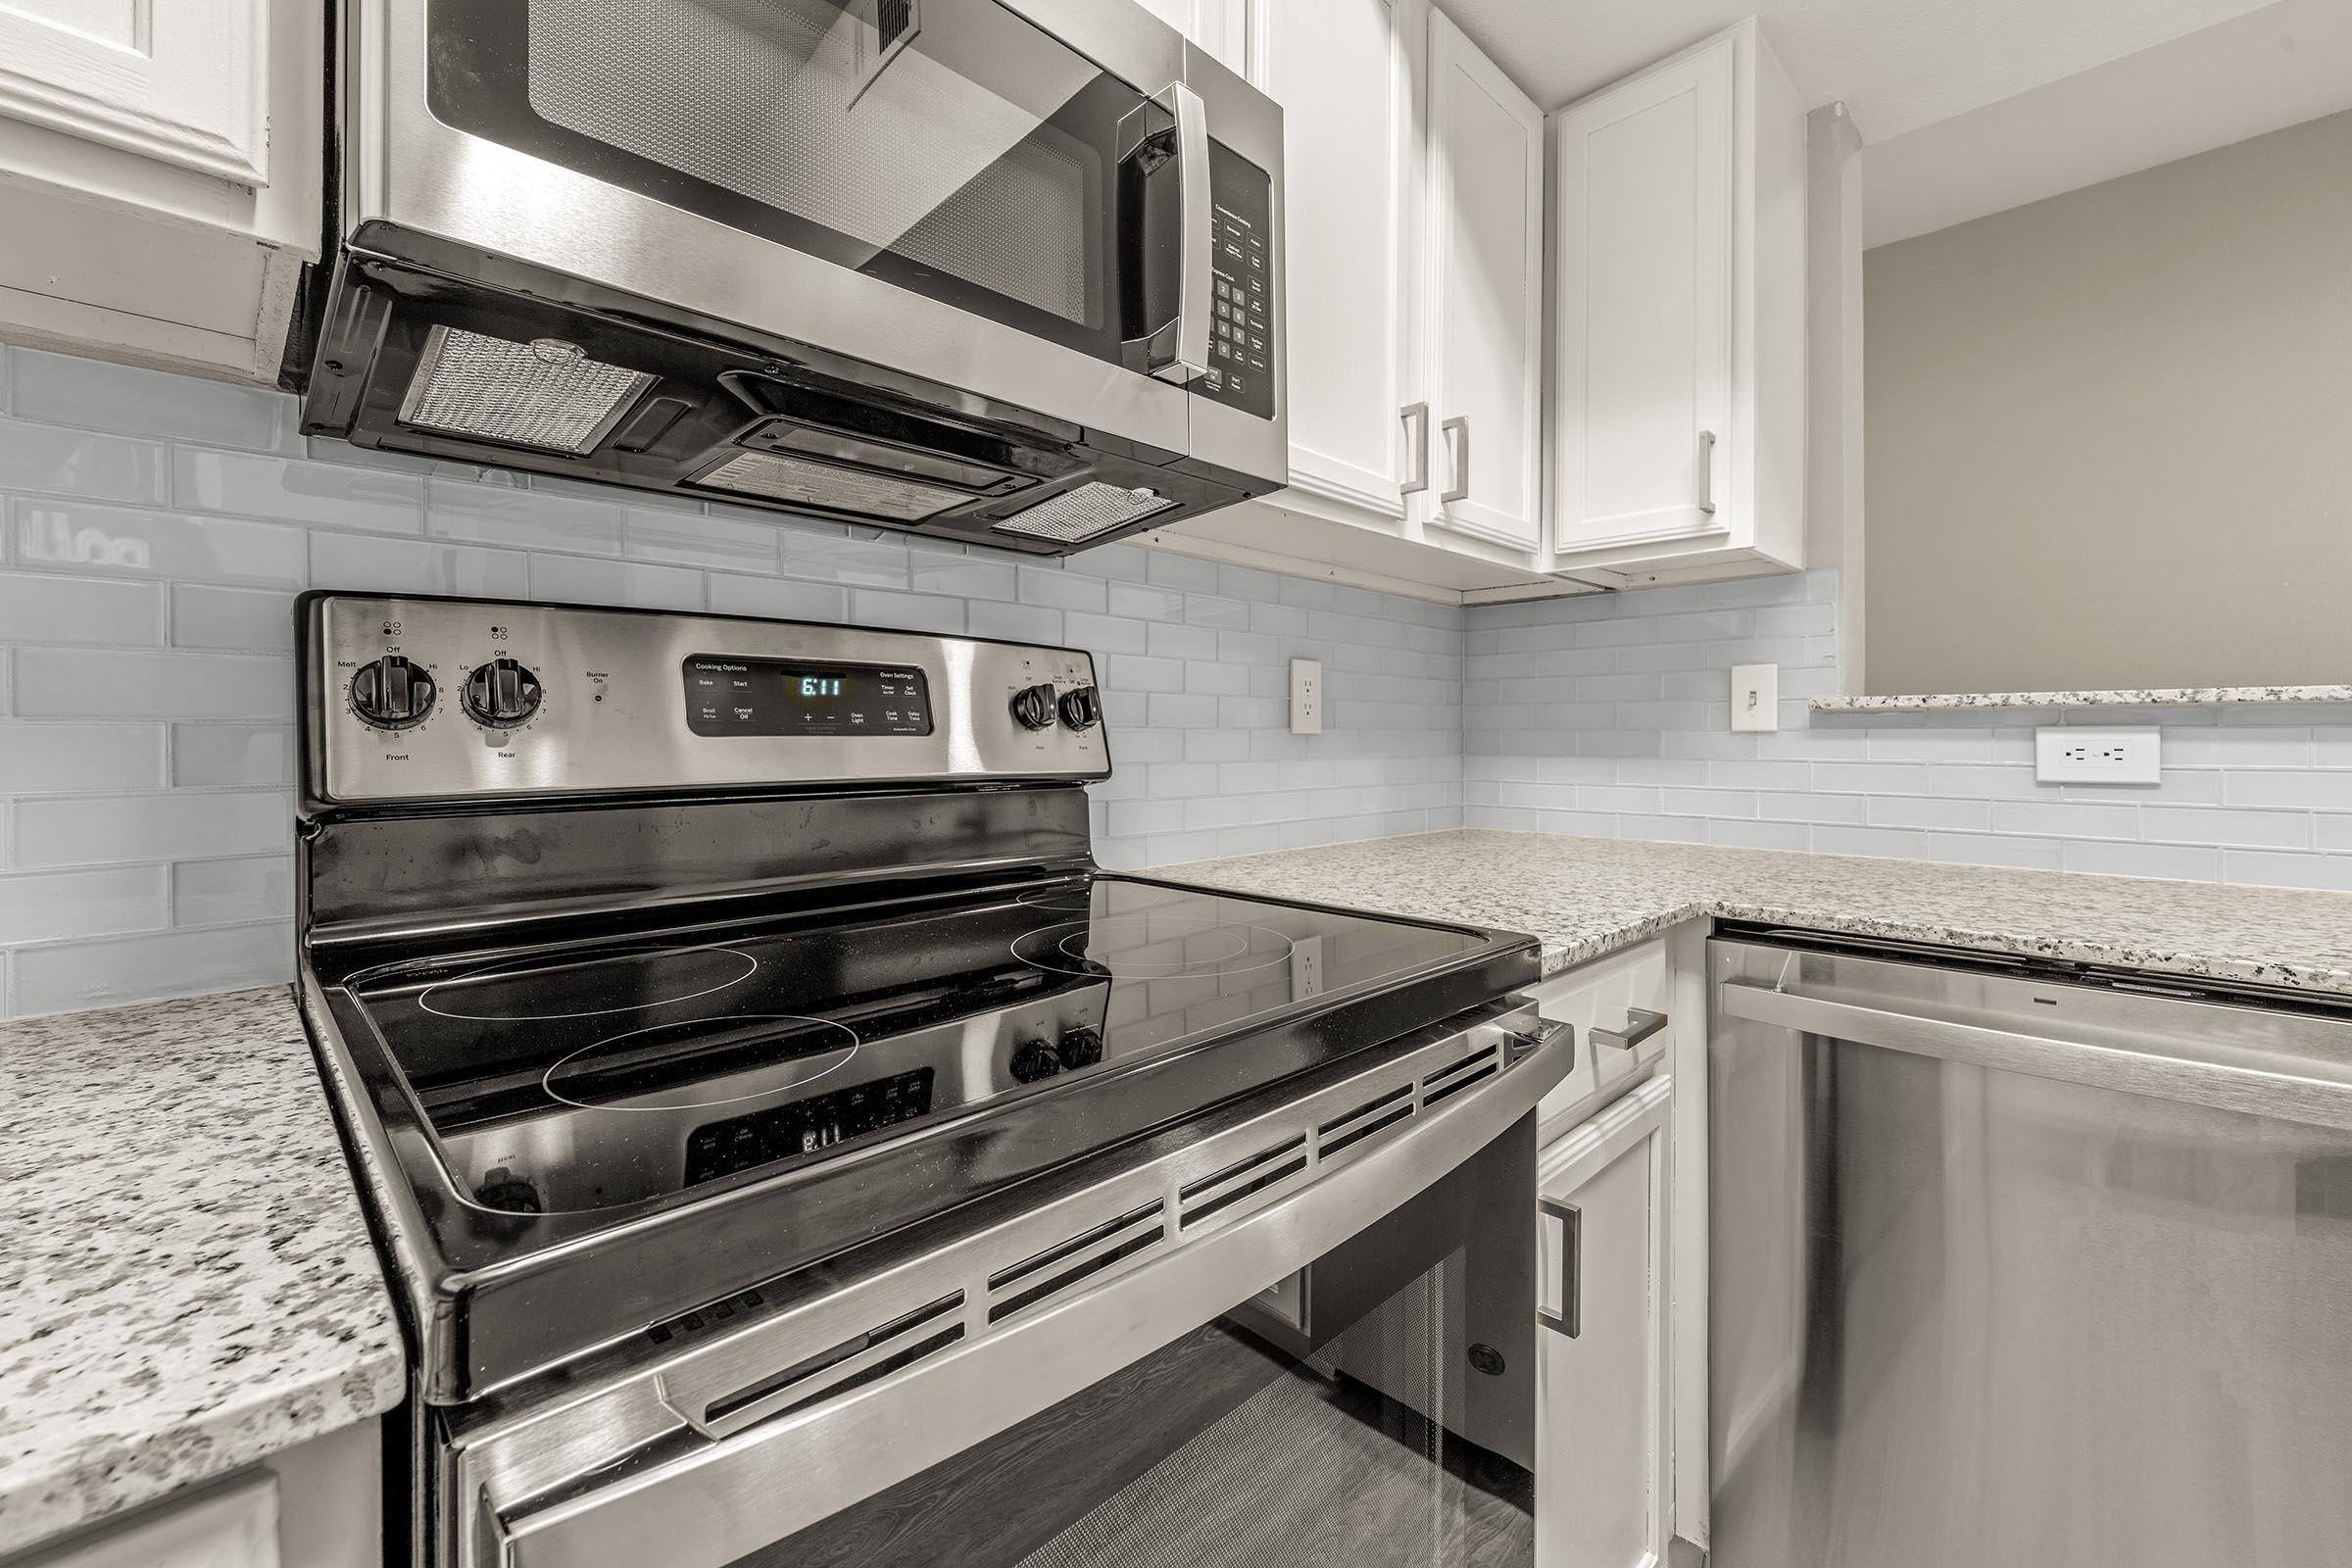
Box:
1528;939;1672;1142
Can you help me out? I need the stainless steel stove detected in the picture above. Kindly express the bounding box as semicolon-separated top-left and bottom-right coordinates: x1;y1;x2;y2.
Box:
295;592;1571;1568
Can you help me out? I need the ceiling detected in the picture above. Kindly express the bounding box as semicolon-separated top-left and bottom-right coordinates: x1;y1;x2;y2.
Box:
1442;0;2279;140
1864;0;2352;245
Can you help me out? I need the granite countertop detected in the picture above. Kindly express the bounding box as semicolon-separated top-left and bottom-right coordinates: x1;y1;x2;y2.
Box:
1812;684;2352;711
1168;829;2352;996
0;989;406;1556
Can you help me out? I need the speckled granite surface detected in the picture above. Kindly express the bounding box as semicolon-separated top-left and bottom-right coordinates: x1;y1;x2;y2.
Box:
0;989;405;1555
1168;829;2352;995
1812;684;2352;711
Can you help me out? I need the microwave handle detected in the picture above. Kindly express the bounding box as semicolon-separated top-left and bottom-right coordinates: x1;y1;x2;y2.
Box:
1121;82;1213;386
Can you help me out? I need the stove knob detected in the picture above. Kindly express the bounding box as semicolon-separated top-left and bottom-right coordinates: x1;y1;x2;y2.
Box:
1056;684;1102;732
1009;1039;1062;1083
1056;1026;1103;1071
1010;682;1058;731
350;655;436;730
463;657;544;727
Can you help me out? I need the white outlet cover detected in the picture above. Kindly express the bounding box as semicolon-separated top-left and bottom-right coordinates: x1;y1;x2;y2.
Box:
1730;663;1780;732
1290;658;1322;735
2034;726;2162;784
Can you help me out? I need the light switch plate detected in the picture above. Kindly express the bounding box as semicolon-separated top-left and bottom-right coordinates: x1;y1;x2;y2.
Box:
1290;658;1322;734
2035;726;2161;784
1730;663;1779;731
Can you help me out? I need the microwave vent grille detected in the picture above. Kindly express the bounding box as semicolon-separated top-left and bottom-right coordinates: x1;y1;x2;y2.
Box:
992;482;1180;545
397;326;655;456
697;448;971;522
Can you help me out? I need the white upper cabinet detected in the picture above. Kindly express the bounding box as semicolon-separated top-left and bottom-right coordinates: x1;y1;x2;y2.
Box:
1260;0;1424;523
0;0;319;383
1548;20;1806;584
1423;11;1544;552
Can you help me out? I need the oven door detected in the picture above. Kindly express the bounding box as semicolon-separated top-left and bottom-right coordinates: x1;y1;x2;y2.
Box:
454;1007;1569;1568
361;0;1277;456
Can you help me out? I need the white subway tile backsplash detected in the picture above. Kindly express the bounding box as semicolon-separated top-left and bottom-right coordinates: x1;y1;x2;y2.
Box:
9;349;297;454
312;532;529;598
13;790;290;867
170;584;296;651
428;475;625;556
0;418;171;504
626;507;782;572
12;920;291;1015
15;648;292;720
0;572;163;646
172;856;296;926
1469;566;2352;890
12;500;309;585
172;723;294;787
531;554;706;611
0;722;165;792
707;573;848;623
177;446;424;533
0;865;168;943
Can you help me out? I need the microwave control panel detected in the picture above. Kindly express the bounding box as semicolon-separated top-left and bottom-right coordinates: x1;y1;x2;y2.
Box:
1200;143;1276;421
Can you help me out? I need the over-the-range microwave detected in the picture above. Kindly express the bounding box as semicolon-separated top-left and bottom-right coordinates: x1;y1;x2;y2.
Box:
292;0;1285;554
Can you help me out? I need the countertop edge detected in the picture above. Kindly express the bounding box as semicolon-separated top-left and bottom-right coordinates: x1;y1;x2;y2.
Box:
1812;685;2352;712
0;986;409;1557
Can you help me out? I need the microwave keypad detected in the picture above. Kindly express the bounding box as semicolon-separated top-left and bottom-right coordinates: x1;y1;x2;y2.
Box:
1201;144;1275;420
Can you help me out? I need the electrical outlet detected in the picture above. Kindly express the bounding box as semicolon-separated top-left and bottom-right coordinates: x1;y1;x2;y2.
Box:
1730;663;1780;732
1289;936;1324;998
1290;658;1322;735
2034;726;2161;784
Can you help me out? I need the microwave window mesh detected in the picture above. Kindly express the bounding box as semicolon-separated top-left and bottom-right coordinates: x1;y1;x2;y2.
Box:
697;448;971;521
992;483;1180;545
525;0;1096;322
396;327;655;456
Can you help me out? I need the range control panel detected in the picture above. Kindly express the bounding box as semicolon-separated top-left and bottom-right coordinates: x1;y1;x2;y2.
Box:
304;595;1108;806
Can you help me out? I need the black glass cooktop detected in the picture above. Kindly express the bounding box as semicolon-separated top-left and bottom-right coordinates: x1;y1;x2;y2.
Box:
352;875;1488;1215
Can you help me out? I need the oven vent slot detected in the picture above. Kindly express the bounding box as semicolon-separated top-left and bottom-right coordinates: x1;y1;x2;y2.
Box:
1179;1134;1309;1229
1421;1044;1500;1108
987;1200;1164;1324
1316;1084;1416;1160
697;1291;963;1430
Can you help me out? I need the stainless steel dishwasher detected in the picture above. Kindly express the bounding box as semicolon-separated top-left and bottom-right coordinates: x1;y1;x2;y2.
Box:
1707;927;2352;1568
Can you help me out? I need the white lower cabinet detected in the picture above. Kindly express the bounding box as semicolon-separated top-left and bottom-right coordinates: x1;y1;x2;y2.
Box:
1538;1075;1674;1568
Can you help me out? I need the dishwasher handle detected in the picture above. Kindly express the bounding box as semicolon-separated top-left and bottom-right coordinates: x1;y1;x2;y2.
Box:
1719;978;2352;1133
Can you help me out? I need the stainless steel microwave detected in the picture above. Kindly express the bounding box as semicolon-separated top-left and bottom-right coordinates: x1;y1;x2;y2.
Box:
294;0;1286;554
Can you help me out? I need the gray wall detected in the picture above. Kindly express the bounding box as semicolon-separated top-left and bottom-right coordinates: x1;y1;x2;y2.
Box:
1864;107;2352;694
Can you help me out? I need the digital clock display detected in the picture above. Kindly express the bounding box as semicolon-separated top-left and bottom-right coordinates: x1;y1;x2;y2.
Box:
683;657;931;737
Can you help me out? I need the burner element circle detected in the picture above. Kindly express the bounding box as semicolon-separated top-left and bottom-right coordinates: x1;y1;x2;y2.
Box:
416;944;759;1021
1013;915;1297;980
543;1014;860;1112
1015;884;1099;913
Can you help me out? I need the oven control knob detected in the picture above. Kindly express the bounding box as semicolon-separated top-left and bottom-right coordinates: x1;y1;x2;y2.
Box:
1056;1026;1103;1071
463;657;544;727
350;656;435;730
1009;1039;1062;1083
1056;684;1102;731
1009;682;1058;731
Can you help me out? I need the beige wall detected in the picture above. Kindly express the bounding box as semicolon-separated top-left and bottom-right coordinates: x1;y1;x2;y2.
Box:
1863;109;2352;694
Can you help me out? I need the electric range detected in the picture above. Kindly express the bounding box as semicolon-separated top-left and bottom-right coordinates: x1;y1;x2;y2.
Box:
295;592;1570;1568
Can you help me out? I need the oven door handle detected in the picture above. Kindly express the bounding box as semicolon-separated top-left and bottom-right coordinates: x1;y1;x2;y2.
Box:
478;1014;1574;1568
1119;81;1213;385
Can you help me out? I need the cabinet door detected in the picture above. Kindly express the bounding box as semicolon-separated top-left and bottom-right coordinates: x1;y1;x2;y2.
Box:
1550;39;1733;555
1260;0;1423;521
1538;1076;1672;1568
1423;12;1543;551
0;0;269;183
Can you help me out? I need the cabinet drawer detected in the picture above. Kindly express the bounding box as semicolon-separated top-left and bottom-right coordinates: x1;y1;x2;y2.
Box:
1527;938;1672;1140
